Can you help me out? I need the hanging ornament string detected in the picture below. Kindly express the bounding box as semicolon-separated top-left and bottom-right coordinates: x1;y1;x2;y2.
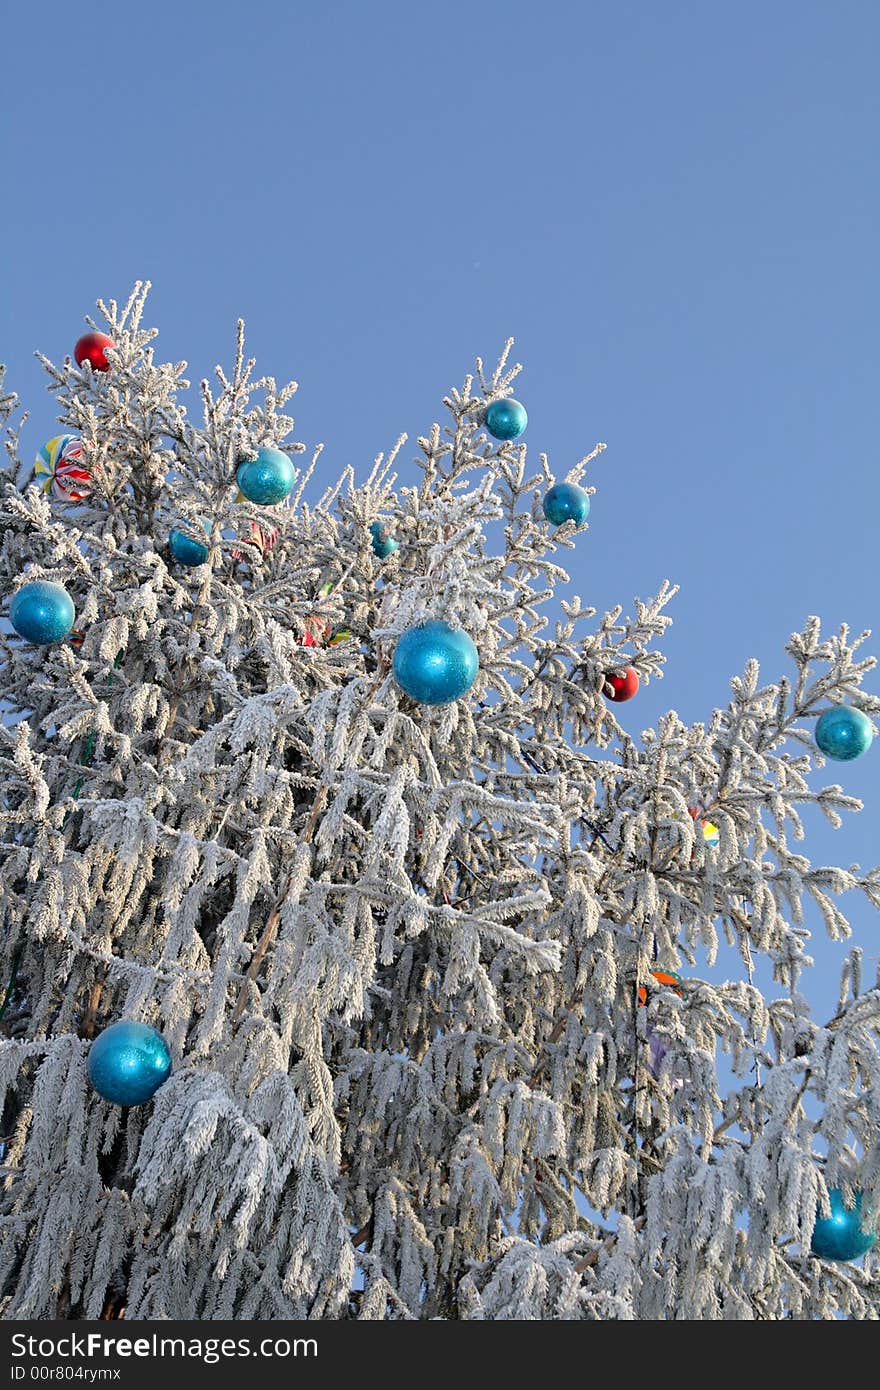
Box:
0;645;124;1022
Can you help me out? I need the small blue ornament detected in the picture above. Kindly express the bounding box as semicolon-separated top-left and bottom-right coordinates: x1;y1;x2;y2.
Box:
484;398;528;441
9;581;75;645
543;482;590;528
169;521;211;567
370;521;399;559
87;1020;172;1107
815;706;873;762
811;1189;876;1262
236;447;297;506
393;619;479;706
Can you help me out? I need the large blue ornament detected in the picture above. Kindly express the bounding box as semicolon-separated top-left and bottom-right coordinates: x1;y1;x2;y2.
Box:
9;581;75;645
169;521;211;567
370;521;399;559
87;1020;172;1107
485;398;528;441
393;619;479;706
543;482;590;528
811;1189;876;1261
815;706;873;762
236;447;296;505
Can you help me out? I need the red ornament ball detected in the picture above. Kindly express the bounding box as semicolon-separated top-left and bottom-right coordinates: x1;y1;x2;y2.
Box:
603;667;639;702
74;332;114;372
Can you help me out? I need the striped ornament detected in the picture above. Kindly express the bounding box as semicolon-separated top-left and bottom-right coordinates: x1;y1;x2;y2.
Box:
34;435;92;502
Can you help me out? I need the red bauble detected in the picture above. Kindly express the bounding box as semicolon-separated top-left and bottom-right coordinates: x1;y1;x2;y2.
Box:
603;667;639;702
74;332;114;372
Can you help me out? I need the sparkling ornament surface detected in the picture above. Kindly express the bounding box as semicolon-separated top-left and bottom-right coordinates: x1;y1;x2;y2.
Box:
169;522;211;567
485;398;528;440
543;482;590;528
370;521;399;558
393;619;479;706
74;332;114;372
604;667;639;702
815;706;873;762
9;581;75;644
34;435;92;501
811;1189;876;1261
236;448;296;505
87;1020;172;1107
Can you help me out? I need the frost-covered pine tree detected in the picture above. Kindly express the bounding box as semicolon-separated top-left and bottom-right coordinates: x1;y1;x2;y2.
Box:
1;283;879;1321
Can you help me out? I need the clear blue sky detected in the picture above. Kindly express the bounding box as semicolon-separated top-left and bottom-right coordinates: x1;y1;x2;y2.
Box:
2;0;878;1018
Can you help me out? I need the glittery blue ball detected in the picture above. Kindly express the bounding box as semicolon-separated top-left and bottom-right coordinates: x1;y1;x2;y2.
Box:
393;619;479;706
169;521;211;567
815;706;873;762
543;482;591;528
370;521;399;558
811;1189;876;1261
485;398;528;441
9;581;75;645
87;1020;172;1107
236;448;296;505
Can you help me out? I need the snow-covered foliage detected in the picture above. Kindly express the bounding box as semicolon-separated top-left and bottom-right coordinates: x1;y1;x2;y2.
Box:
1;286;878;1319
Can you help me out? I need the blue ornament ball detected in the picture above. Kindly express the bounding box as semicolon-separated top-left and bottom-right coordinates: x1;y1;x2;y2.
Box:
811;1189;876;1262
169;521;211;567
815;706;873;762
236;447;296;506
370;521;399;559
543;482;591;528
87;1020;172;1107
9;581;75;645
393;619;479;706
484;398;528;441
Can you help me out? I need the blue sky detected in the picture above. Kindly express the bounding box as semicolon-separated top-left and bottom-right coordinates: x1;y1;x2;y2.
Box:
2;0;878;1019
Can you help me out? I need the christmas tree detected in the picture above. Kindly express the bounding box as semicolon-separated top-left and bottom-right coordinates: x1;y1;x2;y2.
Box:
1;283;879;1320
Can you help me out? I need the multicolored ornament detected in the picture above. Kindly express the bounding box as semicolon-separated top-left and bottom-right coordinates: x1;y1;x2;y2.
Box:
9;581;75;645
810;1189;876;1262
814;706;874;762
236;448;296;506
393;619;479;706
485;398;528;441
688;807;719;848
370;521;399;559
543;482;590;528
74;332;114;372
232;520;279;562
87;1019;172;1107
34;435;92;501
168;521;211;567
603;667;639;702
638;969;683;1008
70;629;86;650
